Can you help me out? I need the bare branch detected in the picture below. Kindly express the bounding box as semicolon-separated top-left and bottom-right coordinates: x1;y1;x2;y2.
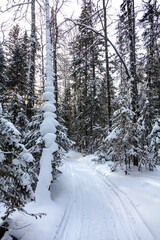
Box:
65;18;131;79
0;2;32;13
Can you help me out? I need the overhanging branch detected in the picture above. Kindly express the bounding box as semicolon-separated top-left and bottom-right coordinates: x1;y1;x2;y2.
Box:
66;18;131;79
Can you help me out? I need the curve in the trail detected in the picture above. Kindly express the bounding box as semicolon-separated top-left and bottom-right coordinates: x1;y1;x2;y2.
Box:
53;152;155;240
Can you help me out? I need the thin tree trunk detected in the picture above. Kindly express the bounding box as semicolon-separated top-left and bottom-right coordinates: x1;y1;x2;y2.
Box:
127;0;138;166
51;7;58;104
103;0;112;128
27;0;36;119
127;0;138;114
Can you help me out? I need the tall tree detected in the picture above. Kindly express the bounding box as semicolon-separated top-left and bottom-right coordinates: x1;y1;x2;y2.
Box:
120;0;139;166
140;0;160;124
121;0;138;115
0;44;7;106
69;0;104;153
35;0;58;203
27;0;36;120
0;104;35;220
7;26;28;95
5;25;29;133
102;0;112;128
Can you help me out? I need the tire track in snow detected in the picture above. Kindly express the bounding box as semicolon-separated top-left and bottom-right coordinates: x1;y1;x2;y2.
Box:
53;162;74;240
53;161;83;240
88;162;156;240
53;153;156;240
66;160;120;240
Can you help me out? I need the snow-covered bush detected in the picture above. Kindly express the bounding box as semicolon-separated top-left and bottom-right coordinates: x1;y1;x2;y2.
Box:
149;118;160;166
25;109;44;181
0;104;35;219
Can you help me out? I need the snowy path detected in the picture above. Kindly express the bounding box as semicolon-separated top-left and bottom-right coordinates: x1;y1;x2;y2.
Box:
53;151;155;240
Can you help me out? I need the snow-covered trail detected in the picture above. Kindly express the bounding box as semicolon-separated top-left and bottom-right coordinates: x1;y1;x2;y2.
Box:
53;151;155;240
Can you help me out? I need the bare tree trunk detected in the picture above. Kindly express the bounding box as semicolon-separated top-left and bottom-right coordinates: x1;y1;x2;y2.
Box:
36;0;58;203
27;0;36;119
126;0;138;166
40;8;45;94
127;0;138;114
51;6;58;104
103;0;112;128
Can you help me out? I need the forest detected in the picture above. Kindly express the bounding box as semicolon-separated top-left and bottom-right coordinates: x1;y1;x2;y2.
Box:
0;0;160;236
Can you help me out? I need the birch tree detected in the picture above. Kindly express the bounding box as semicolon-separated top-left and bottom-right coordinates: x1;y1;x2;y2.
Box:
27;0;36;119
102;0;112;128
35;0;58;203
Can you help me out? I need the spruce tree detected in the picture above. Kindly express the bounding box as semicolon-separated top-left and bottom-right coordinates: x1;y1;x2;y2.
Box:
148;118;160;167
6;25;29;133
98;87;139;172
69;0;104;153
120;0;139;166
0;104;35;219
140;0;160;124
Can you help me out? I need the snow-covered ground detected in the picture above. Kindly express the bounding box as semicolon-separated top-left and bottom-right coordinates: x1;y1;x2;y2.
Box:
1;150;160;240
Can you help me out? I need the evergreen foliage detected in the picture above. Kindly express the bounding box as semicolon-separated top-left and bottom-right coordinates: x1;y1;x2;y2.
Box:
68;0;106;153
149;118;160;166
0;0;160;221
0;104;35;219
140;0;160;122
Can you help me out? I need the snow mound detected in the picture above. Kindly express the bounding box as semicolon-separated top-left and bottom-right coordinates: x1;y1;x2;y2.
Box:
43;133;56;148
44;112;57;120
43;92;55;102
43;102;56;113
40;118;57;137
45;86;55;92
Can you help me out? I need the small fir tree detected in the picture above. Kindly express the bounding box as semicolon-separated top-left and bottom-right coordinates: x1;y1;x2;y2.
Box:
0;104;35;219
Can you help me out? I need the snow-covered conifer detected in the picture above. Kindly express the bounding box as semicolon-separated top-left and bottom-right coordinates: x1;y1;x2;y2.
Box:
149;118;160;167
0;104;35;219
98;87;139;172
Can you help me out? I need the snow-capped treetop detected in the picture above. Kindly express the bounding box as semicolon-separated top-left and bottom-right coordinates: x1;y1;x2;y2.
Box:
151;119;160;134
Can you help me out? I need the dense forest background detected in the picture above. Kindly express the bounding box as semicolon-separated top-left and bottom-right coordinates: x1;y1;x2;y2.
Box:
0;0;160;220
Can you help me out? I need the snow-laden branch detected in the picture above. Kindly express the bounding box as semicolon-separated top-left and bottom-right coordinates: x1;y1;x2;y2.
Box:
66;18;131;79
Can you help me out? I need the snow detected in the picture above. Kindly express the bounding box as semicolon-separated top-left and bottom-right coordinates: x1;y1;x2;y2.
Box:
43;92;55;102
44;112;57;120
43;102;56;113
40;118;57;136
2;151;160;240
12;152;33;167
105;128;120;141
35;149;53;205
43;133;56;147
152;121;160;133
44;86;55;92
0;103;2;114
0;150;5;162
90;159;160;240
35;0;58;205
1;118;20;136
19;151;34;163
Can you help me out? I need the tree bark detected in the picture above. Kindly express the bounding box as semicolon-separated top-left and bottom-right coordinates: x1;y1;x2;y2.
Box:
103;0;112;128
27;0;36;119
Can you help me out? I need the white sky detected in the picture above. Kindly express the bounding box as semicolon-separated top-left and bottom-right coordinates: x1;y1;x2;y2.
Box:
0;0;142;44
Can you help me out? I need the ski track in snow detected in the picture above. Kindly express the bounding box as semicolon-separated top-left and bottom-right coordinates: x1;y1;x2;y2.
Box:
53;152;156;240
